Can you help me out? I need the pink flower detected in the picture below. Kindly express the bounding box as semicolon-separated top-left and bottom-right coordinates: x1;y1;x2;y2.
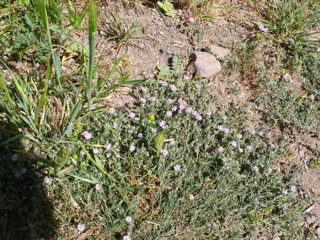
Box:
215;146;224;153
217;125;224;131
95;184;102;190
222;157;229;162
309;94;315;101
161;149;169;156
174;165;181;171
82;131;92;140
159;120;166;129
93;149;99;154
129;145;136;152
129;112;136;119
77;223;85;232
236;134;242;139
258;25;268;32
170;85;178;91
189;194;195;200
106;143;112;151
290;186;297;192
196;115;202;121
253;166;259;172
125;216;132;223
223;128;230;134
108;108;116;114
44;176;51;184
249;128;256;134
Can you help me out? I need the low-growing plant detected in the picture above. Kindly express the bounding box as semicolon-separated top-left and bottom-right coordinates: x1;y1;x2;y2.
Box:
37;66;310;238
103;8;145;48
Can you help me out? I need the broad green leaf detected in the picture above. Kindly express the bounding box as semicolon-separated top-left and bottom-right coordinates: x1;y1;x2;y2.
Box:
154;131;166;157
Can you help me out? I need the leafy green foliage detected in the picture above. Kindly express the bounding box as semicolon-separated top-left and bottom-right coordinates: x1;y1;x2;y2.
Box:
157;55;184;78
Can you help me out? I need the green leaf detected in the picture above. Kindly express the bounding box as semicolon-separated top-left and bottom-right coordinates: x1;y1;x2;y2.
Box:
200;15;215;20
66;173;97;183
157;0;174;17
154;131;166;157
49;24;61;31
0;135;25;147
81;146;118;183
122;79;147;85
172;55;182;71
157;65;171;76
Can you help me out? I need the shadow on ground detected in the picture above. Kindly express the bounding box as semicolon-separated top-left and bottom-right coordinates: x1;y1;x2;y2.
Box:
0;124;57;240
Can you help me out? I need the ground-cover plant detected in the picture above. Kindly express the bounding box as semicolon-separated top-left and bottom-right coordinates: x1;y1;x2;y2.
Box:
254;71;319;135
41;68;311;238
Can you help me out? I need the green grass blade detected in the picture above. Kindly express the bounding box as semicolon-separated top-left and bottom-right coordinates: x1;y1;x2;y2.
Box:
81;145;118;183
0;135;25;147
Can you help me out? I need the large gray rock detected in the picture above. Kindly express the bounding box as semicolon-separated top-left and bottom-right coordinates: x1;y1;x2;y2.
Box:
209;45;231;59
187;51;221;78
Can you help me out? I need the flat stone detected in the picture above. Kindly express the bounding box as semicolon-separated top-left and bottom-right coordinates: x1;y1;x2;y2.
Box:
209;45;231;59
187;51;221;78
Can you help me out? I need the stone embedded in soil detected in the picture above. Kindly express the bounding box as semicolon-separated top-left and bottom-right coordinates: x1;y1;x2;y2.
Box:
187;51;221;78
209;45;231;59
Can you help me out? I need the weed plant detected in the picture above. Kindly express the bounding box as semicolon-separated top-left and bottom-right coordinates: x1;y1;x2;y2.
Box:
251;0;320;69
103;8;144;48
